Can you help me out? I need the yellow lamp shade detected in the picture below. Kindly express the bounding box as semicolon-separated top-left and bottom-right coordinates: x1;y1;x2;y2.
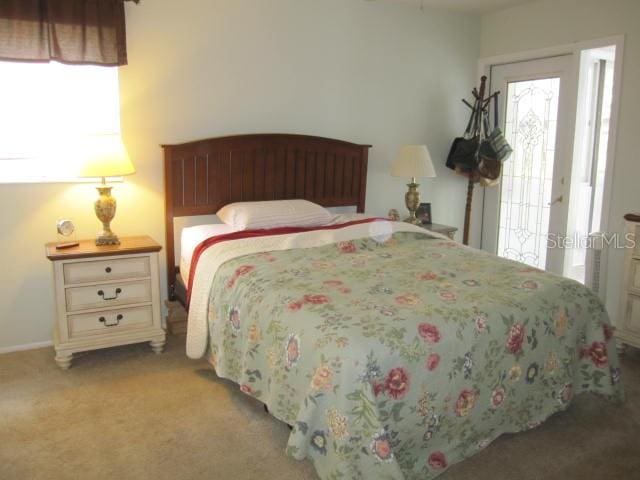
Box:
391;145;436;179
78;134;136;178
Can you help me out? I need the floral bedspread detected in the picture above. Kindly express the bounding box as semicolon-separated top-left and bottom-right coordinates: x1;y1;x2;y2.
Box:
201;226;623;479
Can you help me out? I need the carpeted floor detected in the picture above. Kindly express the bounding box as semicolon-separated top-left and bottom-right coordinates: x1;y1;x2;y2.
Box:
1;335;639;480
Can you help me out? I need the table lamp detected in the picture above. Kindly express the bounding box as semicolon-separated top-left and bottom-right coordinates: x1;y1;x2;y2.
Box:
78;134;136;245
391;145;436;224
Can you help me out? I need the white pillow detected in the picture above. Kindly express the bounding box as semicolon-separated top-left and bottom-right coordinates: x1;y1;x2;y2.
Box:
217;200;332;230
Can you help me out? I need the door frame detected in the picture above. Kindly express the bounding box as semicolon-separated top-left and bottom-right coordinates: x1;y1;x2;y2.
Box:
471;36;625;289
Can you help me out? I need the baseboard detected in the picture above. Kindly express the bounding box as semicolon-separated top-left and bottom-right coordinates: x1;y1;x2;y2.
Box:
0;340;53;355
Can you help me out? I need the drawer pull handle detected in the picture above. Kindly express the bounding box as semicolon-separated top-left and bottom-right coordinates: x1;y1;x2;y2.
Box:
99;314;123;327
105;267;112;273
97;288;122;300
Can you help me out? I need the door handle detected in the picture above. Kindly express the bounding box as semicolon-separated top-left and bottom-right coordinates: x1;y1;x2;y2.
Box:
548;194;563;206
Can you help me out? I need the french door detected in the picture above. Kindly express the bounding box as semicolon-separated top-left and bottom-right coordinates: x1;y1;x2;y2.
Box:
481;55;576;275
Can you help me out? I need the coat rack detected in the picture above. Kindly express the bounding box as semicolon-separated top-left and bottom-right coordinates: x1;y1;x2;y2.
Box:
447;75;509;246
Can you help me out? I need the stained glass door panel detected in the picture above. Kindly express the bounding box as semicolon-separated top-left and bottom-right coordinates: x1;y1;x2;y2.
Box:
481;55;574;275
497;78;560;268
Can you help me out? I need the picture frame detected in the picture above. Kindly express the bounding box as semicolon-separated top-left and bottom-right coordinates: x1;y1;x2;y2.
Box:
416;202;432;224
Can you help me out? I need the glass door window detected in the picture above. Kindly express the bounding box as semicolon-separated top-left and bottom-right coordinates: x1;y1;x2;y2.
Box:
497;78;561;269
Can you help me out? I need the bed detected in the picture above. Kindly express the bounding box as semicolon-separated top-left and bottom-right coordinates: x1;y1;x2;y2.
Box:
163;134;624;480
163;133;370;305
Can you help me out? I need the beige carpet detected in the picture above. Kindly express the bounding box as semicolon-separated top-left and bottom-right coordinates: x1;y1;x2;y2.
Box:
1;335;639;480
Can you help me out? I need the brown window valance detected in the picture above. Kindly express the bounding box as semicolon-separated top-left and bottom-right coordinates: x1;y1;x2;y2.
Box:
0;0;138;66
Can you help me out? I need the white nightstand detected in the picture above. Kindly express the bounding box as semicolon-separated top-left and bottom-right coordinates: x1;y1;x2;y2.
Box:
419;223;458;240
45;236;166;369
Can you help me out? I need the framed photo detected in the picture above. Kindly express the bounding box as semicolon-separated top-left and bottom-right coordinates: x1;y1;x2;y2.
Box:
416;203;432;224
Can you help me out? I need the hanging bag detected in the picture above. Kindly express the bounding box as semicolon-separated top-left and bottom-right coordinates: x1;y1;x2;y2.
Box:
477;108;501;181
446;99;480;172
487;94;512;162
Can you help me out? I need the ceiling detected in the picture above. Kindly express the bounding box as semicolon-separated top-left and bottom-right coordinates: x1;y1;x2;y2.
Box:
380;0;539;14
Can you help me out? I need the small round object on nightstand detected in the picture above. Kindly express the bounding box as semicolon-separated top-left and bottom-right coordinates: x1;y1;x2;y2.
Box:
56;219;75;237
388;209;400;221
55;219;79;249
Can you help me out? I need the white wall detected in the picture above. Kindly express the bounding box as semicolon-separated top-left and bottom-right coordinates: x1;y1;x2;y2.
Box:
0;0;480;350
480;0;640;324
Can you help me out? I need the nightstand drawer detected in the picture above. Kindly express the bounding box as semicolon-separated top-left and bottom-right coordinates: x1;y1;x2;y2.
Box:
629;259;640;295
63;256;150;285
68;305;154;338
65;279;152;312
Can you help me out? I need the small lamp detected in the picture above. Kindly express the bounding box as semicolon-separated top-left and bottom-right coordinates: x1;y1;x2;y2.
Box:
78;134;136;245
391;145;436;224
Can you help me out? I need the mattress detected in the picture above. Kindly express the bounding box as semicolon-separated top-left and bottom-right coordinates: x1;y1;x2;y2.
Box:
180;224;237;281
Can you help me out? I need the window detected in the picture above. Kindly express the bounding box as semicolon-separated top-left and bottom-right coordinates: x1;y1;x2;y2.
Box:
564;45;617;284
0;61;121;183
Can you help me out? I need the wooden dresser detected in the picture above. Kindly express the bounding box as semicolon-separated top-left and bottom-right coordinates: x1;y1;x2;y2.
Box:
617;214;640;351
45;236;166;369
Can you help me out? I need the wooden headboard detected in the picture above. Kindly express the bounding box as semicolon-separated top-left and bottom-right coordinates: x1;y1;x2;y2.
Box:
162;133;371;298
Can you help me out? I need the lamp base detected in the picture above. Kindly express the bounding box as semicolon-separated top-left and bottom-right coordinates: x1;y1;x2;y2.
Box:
403;181;422;226
96;232;120;246
94;185;120;246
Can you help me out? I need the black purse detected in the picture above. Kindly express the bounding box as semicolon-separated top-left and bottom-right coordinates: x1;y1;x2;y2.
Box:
446;99;480;172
